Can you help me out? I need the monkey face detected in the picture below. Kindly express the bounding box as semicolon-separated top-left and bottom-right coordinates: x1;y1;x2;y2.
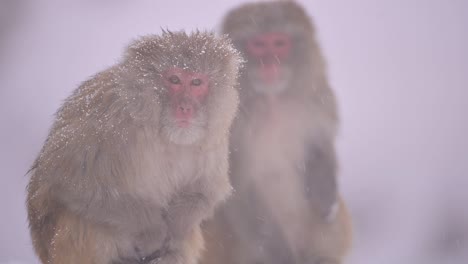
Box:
160;67;210;145
244;32;293;95
124;31;241;146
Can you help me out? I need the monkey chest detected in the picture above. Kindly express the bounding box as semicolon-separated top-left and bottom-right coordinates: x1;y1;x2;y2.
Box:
244;109;307;168
240;107;311;193
130;146;203;205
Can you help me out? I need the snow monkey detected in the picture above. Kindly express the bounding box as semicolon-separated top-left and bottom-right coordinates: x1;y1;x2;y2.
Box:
26;31;242;264
201;1;352;264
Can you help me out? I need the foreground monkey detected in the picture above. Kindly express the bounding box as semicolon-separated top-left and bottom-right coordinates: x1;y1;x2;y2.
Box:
27;31;242;264
201;1;352;264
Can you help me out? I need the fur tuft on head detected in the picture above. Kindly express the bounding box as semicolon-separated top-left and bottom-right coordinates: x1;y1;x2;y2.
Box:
122;30;244;146
221;1;314;40
125;30;243;92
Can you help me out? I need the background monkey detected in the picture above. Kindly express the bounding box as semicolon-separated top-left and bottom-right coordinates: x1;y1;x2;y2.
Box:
26;31;242;264
201;1;352;264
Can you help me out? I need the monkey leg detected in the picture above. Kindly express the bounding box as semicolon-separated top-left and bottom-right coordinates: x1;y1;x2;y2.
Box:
44;210;120;264
298;197;352;264
37;211;94;264
200;199;352;264
154;226;204;264
200;216;239;264
200;210;294;264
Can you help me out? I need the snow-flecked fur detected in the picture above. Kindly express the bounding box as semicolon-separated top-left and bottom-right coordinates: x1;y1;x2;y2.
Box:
27;30;242;264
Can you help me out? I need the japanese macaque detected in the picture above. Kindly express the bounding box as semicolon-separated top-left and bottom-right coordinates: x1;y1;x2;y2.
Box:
26;31;242;264
201;1;352;264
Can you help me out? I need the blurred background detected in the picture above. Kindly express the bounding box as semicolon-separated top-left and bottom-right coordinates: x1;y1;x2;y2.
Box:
0;0;467;263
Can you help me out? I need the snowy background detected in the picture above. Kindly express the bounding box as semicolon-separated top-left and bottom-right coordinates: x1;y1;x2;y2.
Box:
1;0;467;263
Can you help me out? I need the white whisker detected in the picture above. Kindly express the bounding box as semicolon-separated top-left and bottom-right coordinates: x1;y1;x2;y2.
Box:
274;54;281;65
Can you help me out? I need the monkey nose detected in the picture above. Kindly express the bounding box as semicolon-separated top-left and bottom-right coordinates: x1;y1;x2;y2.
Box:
262;54;280;65
179;104;192;113
176;103;193;119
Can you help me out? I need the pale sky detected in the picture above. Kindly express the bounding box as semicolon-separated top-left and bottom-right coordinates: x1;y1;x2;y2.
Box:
0;0;467;263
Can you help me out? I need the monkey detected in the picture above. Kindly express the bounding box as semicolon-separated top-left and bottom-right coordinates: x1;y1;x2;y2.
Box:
26;30;242;264
201;1;352;264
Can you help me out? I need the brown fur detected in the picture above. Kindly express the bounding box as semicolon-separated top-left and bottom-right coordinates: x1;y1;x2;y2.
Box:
27;31;242;264
201;1;352;264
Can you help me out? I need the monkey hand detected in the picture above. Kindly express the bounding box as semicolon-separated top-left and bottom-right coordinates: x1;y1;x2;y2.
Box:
116;249;163;264
303;142;339;223
115;226;170;264
149;227;203;264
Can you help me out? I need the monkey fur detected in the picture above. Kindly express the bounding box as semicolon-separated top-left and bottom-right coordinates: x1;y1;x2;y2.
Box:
201;2;352;264
27;31;242;264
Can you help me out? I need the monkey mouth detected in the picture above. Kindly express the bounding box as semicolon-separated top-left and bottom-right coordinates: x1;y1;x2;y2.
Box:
174;117;205;129
258;57;281;84
176;119;191;128
260;64;280;84
162;118;206;146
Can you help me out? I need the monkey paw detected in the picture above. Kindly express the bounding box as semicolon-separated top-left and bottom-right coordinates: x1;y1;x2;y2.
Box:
135;232;171;262
115;249;162;264
302;256;340;264
114;229;170;264
150;252;188;264
136;248;163;264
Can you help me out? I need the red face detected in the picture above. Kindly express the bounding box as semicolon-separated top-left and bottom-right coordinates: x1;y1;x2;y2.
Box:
246;32;292;84
163;67;209;127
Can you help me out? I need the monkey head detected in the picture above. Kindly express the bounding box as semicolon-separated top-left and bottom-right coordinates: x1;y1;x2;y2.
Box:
222;1;316;96
123;31;242;146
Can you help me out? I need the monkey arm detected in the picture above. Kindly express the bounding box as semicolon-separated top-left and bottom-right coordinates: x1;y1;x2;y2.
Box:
163;170;231;248
41;75;164;230
40;124;165;233
52;166;169;262
57;185;164;230
303;140;338;221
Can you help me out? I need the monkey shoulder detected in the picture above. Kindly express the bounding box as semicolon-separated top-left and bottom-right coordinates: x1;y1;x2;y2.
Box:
31;69;153;194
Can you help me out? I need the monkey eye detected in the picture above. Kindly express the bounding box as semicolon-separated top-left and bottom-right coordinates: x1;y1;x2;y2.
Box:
168;75;181;84
253;41;265;48
274;40;286;47
191;79;202;86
